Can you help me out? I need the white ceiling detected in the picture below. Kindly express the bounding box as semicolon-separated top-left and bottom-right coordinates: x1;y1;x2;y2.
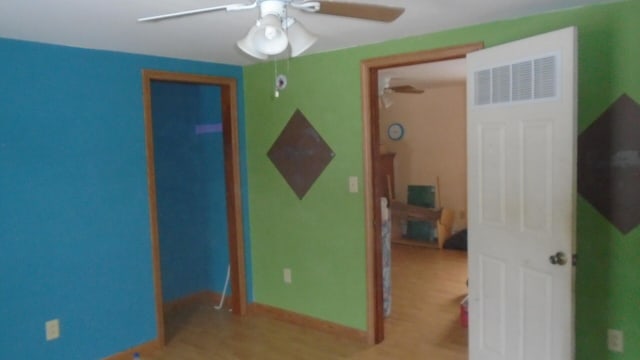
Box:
0;0;610;66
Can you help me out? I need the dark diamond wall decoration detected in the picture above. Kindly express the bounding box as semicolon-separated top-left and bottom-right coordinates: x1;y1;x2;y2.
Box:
578;94;640;234
267;109;335;199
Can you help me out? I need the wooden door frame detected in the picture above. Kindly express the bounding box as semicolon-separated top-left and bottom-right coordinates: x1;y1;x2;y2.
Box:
360;42;484;344
142;70;247;346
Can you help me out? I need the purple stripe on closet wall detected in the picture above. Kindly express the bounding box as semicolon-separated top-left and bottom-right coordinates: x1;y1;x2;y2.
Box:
195;123;222;134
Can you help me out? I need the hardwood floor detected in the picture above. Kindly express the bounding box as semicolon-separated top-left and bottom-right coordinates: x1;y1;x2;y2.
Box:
149;244;468;359
378;244;468;360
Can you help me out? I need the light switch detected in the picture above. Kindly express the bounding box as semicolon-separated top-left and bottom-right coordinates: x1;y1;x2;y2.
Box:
349;176;358;193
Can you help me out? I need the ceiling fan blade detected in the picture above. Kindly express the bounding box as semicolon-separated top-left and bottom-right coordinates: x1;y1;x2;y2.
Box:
315;1;404;22
390;85;424;94
138;2;255;22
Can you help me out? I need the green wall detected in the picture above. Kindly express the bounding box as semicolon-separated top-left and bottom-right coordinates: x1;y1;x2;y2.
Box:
244;1;640;358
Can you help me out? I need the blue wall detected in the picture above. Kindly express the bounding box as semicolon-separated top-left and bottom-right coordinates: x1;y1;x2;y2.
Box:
0;37;251;359
151;82;230;302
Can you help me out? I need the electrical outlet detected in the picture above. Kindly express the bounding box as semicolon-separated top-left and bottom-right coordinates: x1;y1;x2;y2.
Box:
45;319;60;341
283;268;292;284
608;329;624;353
348;176;358;193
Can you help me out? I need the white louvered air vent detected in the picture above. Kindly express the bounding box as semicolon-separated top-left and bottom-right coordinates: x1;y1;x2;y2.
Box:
534;56;557;99
474;69;491;106
512;60;533;101
473;54;558;106
492;65;511;104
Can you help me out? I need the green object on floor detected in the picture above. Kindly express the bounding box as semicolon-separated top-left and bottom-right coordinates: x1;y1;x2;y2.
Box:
406;185;436;241
406;221;435;241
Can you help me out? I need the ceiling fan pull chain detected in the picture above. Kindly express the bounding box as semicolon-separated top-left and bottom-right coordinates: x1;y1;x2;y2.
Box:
274;59;280;97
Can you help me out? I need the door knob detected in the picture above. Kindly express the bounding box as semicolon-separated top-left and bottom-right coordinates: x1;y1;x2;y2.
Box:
549;251;567;266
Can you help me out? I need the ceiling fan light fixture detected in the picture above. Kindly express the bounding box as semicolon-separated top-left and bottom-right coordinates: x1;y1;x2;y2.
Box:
252;14;288;55
286;18;317;57
237;23;268;60
380;93;394;109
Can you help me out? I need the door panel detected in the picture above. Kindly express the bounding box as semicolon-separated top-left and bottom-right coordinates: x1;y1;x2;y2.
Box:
520;121;552;233
479;124;507;225
479;255;507;356
520;268;552;360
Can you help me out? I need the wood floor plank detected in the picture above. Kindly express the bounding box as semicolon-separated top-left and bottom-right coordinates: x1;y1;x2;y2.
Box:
149;245;468;359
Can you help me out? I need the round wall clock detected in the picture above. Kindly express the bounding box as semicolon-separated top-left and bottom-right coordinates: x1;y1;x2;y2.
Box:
387;123;404;141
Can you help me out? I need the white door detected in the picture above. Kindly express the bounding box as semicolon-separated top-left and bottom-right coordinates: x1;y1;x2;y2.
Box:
467;27;577;360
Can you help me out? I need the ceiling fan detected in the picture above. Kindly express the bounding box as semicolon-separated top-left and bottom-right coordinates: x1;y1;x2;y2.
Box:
138;0;405;60
379;77;425;95
378;77;425;108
